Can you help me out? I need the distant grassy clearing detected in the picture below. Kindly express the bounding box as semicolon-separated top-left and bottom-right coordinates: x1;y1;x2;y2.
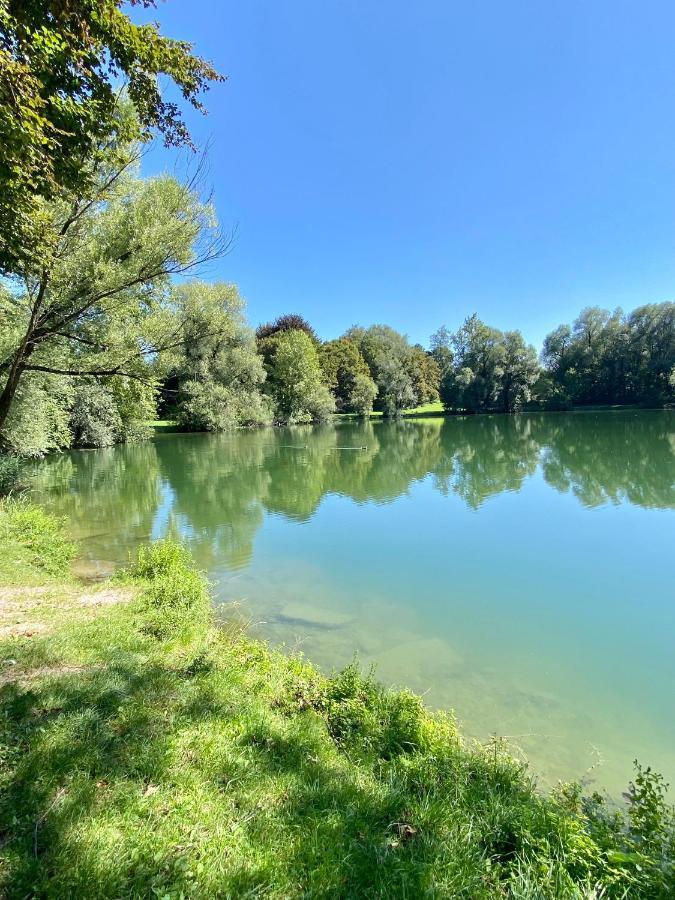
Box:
335;401;447;419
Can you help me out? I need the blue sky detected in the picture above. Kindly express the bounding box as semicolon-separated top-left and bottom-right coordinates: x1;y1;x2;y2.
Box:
135;0;675;349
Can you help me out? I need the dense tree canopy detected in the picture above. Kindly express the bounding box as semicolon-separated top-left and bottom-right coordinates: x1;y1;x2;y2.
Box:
162;282;270;431
256;314;319;345
262;329;335;424
320;338;377;415
439;315;539;413
0;0;222;275
346;325;420;417
409;344;441;405
541;303;675;406
429;326;454;377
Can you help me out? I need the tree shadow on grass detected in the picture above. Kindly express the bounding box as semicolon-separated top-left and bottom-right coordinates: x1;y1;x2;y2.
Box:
0;658;463;898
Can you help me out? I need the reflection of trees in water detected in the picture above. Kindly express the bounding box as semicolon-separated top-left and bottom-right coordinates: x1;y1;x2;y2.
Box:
540;412;675;509
262;424;340;521
248;420;445;520
33;412;675;568
154;432;274;570
433;411;674;511
31;442;163;554
326;420;444;503
434;415;541;510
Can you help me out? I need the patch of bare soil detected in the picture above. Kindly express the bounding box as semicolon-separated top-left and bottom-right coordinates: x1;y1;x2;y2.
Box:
0;662;95;686
77;587;134;607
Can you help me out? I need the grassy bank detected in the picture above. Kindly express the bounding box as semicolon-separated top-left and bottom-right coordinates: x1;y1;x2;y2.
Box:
0;500;673;897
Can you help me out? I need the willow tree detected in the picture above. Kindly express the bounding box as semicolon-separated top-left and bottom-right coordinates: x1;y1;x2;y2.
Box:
0;122;229;451
263;330;335;424
163;282;271;431
440;315;539;413
345;325;418;417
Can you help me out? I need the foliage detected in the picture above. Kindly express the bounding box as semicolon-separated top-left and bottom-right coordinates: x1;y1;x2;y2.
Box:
0;496;74;577
0;0;222;275
165;282;271;431
123;538;210;640
108;377;155;443
542;303;675;407
430;325;454;376
263;329;335;423
499;329;541;411
409;344;441;404
0;512;673;897
318;662;440;760
256;313;319;345
0;112;225;453
440;314;539;413
69;382;123;448
320;338;378;414
0;371;74;455
0;452;21;495
346;325;419;416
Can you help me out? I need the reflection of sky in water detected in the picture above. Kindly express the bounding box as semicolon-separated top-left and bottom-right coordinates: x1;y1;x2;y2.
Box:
31;411;675;794
150;481;175;541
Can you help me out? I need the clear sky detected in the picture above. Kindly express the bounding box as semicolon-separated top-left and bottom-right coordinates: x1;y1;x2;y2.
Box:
135;0;675;350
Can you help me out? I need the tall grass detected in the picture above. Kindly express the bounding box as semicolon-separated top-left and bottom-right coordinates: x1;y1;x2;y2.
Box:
0;496;74;579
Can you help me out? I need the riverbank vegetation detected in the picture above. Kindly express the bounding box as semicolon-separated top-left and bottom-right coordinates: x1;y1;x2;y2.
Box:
0;498;673;897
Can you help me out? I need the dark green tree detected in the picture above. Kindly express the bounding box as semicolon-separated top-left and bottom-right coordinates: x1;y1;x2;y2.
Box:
320;338;377;415
440;315;538;413
256;314;319;345
345;325;418;417
429;326;454;377
409;344;441;404
542;303;674;406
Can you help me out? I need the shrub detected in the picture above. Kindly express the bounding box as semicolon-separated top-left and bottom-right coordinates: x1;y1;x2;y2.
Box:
0;454;22;495
319;661;431;760
125;539;211;640
0;498;74;574
127;540;195;580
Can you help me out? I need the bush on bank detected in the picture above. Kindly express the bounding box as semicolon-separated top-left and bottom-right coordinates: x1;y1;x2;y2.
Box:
0;501;673;897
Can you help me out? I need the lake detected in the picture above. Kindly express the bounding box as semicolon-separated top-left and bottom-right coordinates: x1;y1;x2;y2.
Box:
31;410;675;794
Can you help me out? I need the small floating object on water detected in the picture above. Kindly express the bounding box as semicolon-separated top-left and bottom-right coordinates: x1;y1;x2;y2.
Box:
282;445;308;449
331;446;368;450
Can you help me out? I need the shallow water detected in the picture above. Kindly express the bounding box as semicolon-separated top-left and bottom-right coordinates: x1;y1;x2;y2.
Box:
32;410;675;793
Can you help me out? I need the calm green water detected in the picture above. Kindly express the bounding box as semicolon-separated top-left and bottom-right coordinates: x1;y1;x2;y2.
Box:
32;410;675;793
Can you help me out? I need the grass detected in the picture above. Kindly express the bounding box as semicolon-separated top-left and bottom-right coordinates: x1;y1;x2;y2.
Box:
0;500;673;897
336;401;448;420
148;403;448;434
145;419;186;434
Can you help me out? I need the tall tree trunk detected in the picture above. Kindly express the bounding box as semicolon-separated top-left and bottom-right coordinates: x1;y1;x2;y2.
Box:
0;278;47;439
0;342;34;436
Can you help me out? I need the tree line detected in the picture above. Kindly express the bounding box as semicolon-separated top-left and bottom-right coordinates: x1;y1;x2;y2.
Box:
1;3;674;459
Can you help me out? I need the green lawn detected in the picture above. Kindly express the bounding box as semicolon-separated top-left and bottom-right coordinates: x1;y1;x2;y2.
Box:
0;498;672;897
336;401;447;419
145;419;185;434
147;403;447;433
